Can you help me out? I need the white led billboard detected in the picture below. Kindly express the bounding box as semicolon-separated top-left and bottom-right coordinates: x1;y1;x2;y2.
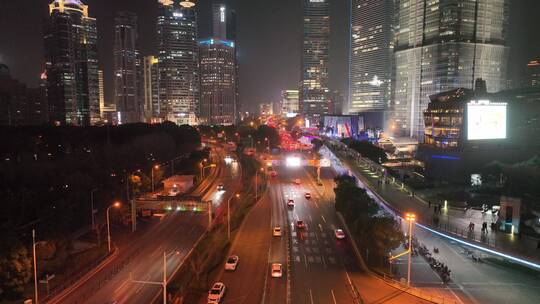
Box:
467;100;507;140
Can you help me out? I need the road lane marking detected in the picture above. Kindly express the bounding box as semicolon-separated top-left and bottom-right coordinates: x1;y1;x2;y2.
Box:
318;224;324;232
321;215;327;223
331;289;337;304
322;256;327;268
309;289;314;304
114;279;129;294
304;254;308;268
314;201;320;209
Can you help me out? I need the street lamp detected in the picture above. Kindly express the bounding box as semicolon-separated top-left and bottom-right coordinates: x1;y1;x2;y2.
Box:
151;164;160;193
255;167;265;199
405;212;416;287
107;202;121;253
228;193;240;240
32;229;46;304
265;137;269;152
90;188;98;230
247;134;254;148
200;163;217;180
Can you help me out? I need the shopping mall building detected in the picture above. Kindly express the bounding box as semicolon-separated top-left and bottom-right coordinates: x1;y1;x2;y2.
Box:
417;82;540;183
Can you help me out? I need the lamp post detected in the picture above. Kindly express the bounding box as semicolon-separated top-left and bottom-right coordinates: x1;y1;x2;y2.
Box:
107;202;121;252
200;163;216;180
90;188;98;230
228;194;240;239
265;137;269;153
151;164;160;193
32;229;38;304
255;167;264;199
247;134;254;148
405;212;416;287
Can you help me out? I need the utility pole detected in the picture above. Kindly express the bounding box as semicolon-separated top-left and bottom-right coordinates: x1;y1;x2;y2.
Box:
32;229;38;304
207;200;212;230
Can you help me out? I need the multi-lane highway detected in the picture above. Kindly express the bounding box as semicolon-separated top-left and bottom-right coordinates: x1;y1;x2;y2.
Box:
54;148;241;304
276;165;434;304
201;150;435;304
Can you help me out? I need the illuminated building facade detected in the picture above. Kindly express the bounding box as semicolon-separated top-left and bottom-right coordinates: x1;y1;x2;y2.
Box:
419;84;540;182
199;38;236;125
143;56;160;122
44;0;100;126
211;1;240;121
281;90;299;116
156;0;199;125
349;0;393;114
114;11;141;124
301;0;330;120
391;0;510;139
98;70;104;119
525;59;540;88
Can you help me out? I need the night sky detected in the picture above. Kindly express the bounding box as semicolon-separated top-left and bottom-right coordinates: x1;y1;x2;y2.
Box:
0;0;538;112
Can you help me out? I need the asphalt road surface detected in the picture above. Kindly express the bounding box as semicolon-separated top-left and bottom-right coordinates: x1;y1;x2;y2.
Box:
275;163;432;304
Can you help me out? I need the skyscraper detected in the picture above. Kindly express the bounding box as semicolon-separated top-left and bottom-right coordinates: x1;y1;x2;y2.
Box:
143;55;160;122
210;1;240;121
199;38;236;125
212;2;227;39
300;0;330;122
281;90;299;116
391;0;510;138
349;0;393;116
156;0;199;125
44;0;99;126
114;11;141;124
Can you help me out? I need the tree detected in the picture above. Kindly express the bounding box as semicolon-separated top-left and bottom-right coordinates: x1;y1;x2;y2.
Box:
0;242;32;297
355;216;403;265
347;140;387;163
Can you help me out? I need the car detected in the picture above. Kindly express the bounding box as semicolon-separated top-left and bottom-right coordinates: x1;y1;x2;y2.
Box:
304;192;311;199
270;170;278;177
224;255;239;271
271;263;283;278
294;179;301;185
273;226;282;237
287;199;294;207
207;282;226;303
296;220;306;229
217;184;225;191
334;229;346;240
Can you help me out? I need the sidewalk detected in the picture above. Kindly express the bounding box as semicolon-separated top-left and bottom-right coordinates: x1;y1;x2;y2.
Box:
323;143;540;265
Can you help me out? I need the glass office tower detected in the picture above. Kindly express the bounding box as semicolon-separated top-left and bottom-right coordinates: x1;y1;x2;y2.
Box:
156;0;199;125
391;0;510;138
301;0;330;122
44;0;100;126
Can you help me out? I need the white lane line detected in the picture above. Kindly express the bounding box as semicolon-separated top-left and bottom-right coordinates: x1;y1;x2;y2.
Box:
331;289;337;304
321;215;327;223
309;289;314;304
314;201;320;209
114;279;129;294
318;224;324;232
322;255;327;268
309;215;313;222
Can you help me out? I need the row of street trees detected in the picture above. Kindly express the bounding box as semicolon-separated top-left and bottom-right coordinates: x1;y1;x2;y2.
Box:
334;175;403;267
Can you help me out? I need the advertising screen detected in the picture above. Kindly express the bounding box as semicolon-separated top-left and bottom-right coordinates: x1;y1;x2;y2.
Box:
467;101;507;140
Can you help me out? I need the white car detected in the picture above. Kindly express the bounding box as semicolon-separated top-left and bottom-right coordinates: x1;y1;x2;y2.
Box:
224;255;239;271
208;282;226;303
273;226;282;237
294;179;301;185
304;192;311;199
271;263;283;278
217;184;225;191
334;229;346;240
287;199;294;207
